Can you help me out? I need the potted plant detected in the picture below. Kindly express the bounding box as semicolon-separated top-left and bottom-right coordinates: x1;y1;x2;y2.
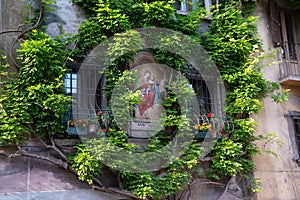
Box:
76;119;88;135
67;120;77;135
193;114;212;140
194;122;212;139
96;110;110;134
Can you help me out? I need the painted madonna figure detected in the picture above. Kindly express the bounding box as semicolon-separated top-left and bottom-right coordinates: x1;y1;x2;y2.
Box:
135;71;165;121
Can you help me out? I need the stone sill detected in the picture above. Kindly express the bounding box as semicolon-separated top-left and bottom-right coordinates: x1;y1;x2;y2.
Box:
175;9;213;21
19;138;80;147
279;75;300;86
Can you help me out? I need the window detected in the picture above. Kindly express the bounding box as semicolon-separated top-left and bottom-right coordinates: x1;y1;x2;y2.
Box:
187;66;211;114
64;72;77;96
63;54;217;136
63;67;78;135
174;0;218;14
174;0;197;13
280;12;298;61
285;112;300;163
293;117;300;151
63;64;105;135
269;1;299;61
204;0;218;12
269;1;300;80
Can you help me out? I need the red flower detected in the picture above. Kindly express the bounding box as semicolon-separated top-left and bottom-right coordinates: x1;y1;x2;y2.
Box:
207;113;212;118
97;110;102;115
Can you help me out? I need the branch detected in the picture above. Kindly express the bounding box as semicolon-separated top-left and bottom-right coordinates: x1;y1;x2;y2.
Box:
179;178;225;200
117;174;124;190
0;30;22;35
9;0;44;71
218;176;247;200
92;177;103;187
26;124;49;147
218;176;232;199
14;142;22;151
0;23;26;36
49;134;68;161
56;143;75;151
92;185;143;200
1;147;101;187
0;149;10;157
0;148;137;200
18;149;136;199
25;124;67;161
9;150;69;170
186;184;191;200
198;156;213;162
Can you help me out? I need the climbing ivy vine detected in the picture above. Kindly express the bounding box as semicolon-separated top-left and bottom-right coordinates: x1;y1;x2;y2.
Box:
0;30;70;145
70;0;282;198
202;1;286;181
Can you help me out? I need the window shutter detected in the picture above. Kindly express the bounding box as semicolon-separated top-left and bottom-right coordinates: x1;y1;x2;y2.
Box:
269;0;282;46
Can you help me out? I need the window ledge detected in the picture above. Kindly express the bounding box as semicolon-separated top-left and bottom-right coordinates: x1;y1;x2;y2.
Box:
202;16;213;21
54;138;80;146
175;10;214;21
279;75;300;86
176;10;188;15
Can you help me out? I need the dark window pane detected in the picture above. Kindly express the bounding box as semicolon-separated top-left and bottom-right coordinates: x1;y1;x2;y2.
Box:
187;67;211;114
294;118;300;154
285;13;297;60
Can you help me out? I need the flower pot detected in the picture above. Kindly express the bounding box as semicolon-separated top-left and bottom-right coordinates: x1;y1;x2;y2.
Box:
195;131;210;139
97;128;109;136
101;128;109;132
77;126;88;135
88;123;96;133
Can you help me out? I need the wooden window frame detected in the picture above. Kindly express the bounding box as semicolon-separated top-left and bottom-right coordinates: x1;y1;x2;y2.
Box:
285;111;300;163
64;63;106;136
175;0;218;14
279;11;299;61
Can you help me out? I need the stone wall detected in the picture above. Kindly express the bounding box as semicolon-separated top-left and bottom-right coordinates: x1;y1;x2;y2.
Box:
45;0;85;38
253;1;300;200
0;0;26;68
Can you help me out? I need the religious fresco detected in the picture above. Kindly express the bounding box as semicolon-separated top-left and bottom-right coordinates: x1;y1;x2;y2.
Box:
128;64;171;138
135;70;166;121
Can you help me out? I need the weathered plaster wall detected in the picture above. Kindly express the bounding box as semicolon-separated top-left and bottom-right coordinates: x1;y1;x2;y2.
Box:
0;0;85;64
0;146;121;200
0;0;26;67
253;1;300;200
45;0;85;38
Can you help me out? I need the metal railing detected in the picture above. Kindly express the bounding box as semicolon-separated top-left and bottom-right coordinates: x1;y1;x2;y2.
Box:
63;63;110;135
63;63;226;137
193;114;234;140
279;43;300;80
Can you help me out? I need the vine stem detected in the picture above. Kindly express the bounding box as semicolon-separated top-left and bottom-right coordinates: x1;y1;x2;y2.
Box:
25;123;68;162
0;23;26;36
179;178;225;200
92;185;143;200
0;30;22;35
11;150;69;169
0;147;145;199
9;0;44;71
